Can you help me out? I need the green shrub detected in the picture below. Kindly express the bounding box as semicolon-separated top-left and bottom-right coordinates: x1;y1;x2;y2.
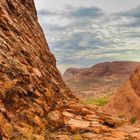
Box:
81;97;108;106
130;117;137;124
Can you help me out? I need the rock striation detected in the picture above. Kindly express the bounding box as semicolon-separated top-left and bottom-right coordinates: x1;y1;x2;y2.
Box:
1;0;140;139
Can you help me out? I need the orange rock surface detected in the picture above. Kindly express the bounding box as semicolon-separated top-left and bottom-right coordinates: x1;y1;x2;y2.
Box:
109;66;140;122
1;0;140;139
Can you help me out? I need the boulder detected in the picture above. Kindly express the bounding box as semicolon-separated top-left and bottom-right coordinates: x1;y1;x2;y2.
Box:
66;118;90;133
47;110;64;128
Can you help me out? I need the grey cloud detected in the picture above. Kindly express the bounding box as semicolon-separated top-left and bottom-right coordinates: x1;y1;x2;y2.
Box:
37;6;105;19
126;19;140;28
44;24;67;32
65;6;105;19
37;5;140;72
37;9;58;16
120;5;140;18
118;6;140;28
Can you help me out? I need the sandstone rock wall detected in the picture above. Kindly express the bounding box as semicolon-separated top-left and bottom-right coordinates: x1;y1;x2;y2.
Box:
108;66;140;121
0;0;75;138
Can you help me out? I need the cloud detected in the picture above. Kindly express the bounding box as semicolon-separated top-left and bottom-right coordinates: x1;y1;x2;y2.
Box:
37;5;140;72
65;6;104;19
37;9;59;16
118;5;140;28
120;5;140;18
37;6;104;19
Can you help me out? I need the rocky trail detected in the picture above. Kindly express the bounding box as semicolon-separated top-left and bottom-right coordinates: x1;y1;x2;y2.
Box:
48;104;140;140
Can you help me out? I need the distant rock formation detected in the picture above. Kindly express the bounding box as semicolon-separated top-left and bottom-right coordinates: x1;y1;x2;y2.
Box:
106;65;140;122
63;61;140;98
63;61;140;80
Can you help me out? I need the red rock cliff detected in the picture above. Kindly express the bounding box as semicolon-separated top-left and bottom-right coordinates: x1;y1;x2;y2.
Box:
108;66;140;121
0;0;76;138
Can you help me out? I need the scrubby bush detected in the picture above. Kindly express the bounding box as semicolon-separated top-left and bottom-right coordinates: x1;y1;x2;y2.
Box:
130;117;137;124
81;97;108;106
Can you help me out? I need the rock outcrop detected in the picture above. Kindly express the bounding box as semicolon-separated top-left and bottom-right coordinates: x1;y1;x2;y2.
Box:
1;0;140;139
106;65;140;122
0;0;76;138
63;61;140;81
63;61;140;98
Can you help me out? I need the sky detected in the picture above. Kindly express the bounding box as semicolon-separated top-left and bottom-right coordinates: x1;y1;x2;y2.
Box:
34;0;140;73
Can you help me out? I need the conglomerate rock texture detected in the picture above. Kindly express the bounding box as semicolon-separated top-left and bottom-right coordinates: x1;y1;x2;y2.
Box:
1;0;140;140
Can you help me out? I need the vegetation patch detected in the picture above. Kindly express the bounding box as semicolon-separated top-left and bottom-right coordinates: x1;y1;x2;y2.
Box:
81;97;108;106
130;117;137;124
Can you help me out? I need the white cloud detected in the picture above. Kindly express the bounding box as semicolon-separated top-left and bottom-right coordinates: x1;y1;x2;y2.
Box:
34;0;140;12
34;1;140;72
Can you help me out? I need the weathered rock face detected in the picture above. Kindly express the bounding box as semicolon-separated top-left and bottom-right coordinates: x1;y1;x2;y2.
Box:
130;66;140;97
105;65;140;122
0;0;76;138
